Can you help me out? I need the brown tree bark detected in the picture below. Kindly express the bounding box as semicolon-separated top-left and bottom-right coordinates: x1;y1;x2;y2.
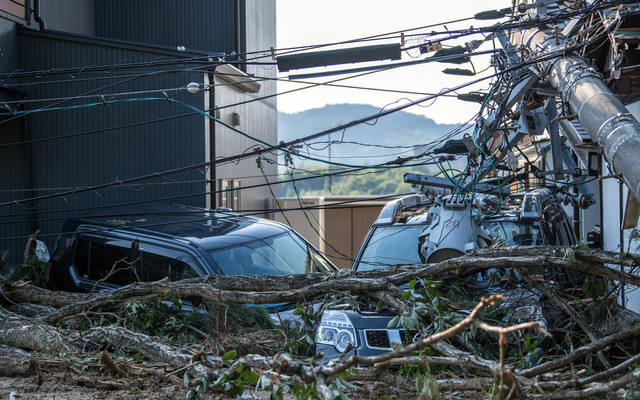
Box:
2;246;640;399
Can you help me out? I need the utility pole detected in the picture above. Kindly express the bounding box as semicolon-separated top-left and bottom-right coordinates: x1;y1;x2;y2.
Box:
515;14;640;201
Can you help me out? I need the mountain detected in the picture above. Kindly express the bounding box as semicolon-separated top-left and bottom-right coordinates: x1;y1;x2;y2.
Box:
278;104;463;166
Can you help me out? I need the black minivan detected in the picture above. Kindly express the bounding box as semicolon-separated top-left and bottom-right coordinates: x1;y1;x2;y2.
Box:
49;204;337;295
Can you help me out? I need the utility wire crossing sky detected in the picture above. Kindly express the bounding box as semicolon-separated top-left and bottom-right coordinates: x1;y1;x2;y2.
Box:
276;0;511;125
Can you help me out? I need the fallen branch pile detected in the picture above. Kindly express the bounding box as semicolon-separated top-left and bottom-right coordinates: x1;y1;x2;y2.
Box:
1;246;640;399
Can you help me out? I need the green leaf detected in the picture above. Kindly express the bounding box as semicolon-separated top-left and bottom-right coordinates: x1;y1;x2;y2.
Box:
401;291;412;301
213;374;226;386
409;279;417;290
402;315;418;329
229;382;244;396
241;369;260;385
185;389;196;400
222;350;237;366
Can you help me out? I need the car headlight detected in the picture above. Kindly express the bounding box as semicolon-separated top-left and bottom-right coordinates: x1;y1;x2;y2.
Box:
315;310;357;353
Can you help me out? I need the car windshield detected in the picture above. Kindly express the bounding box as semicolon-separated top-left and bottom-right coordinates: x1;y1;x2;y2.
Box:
208;231;333;275
355;225;424;272
482;220;544;246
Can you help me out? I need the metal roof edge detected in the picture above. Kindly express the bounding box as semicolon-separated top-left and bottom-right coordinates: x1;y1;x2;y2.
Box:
16;25;223;59
215;63;261;93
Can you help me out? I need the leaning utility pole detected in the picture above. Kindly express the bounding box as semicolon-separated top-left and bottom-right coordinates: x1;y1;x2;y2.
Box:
516;9;640;201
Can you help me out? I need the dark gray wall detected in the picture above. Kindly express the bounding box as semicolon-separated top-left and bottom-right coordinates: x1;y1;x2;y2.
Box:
0;18;18;73
0;17;30;268
0;0;277;267
40;0;96;35
94;0;243;55
0;30;208;264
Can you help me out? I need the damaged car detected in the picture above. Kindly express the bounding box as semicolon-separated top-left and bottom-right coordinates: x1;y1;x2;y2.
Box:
315;187;578;361
48;204;338;316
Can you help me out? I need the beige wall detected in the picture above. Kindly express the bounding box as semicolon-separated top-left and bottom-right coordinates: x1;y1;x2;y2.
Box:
274;196;389;269
1;0;25;20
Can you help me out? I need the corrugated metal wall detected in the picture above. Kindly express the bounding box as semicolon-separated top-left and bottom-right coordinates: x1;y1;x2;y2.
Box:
0;18;31;268
94;0;242;55
0;0;278;266
0;18;18;73
0;30;208;263
40;0;96;36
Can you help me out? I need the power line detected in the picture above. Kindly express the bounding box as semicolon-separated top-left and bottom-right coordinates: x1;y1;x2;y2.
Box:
2;5;584;111
0;44;577;210
0;158;438;220
0;2;609;87
0;69;462;125
0;56;275;81
1;4;615;215
0;193;411;243
0;162;426;238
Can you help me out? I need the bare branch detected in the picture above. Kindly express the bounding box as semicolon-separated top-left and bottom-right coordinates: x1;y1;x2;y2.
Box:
519;325;640;378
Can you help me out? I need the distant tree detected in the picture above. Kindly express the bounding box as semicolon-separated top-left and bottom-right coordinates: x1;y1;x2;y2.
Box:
278;165;434;197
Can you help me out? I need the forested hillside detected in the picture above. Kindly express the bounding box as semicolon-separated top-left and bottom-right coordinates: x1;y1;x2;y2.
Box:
278;104;463;166
278;104;461;195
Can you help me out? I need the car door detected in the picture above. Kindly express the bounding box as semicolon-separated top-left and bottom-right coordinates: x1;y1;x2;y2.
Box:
71;233;135;292
135;242;203;283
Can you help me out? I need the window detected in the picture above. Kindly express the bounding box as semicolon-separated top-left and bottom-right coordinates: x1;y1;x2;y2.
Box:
218;179;241;210
355;225;425;272
138;244;199;282
208;231;333;276
73;237;133;286
482;221;544;246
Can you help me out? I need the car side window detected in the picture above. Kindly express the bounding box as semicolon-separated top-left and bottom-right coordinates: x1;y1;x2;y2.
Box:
138;244;200;282
73;236;133;286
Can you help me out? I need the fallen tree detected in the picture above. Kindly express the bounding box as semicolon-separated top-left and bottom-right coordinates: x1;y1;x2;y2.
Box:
1;246;640;399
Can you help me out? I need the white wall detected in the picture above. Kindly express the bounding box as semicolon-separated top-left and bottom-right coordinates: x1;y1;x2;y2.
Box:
212;0;278;213
214;80;277;213
601;99;640;313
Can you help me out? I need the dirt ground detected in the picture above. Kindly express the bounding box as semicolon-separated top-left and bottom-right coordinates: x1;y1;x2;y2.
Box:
0;371;488;400
0;372;186;400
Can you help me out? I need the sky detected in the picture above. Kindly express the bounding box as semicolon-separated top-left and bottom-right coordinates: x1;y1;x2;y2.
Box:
276;0;511;125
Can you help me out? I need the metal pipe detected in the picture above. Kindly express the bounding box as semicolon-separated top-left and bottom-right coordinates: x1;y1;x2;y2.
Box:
235;0;242;60
208;72;217;209
546;97;565;181
33;0;46;30
516;26;640;201
620;179;626;307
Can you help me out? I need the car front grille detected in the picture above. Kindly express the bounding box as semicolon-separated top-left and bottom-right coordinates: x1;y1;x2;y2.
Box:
365;330;391;349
